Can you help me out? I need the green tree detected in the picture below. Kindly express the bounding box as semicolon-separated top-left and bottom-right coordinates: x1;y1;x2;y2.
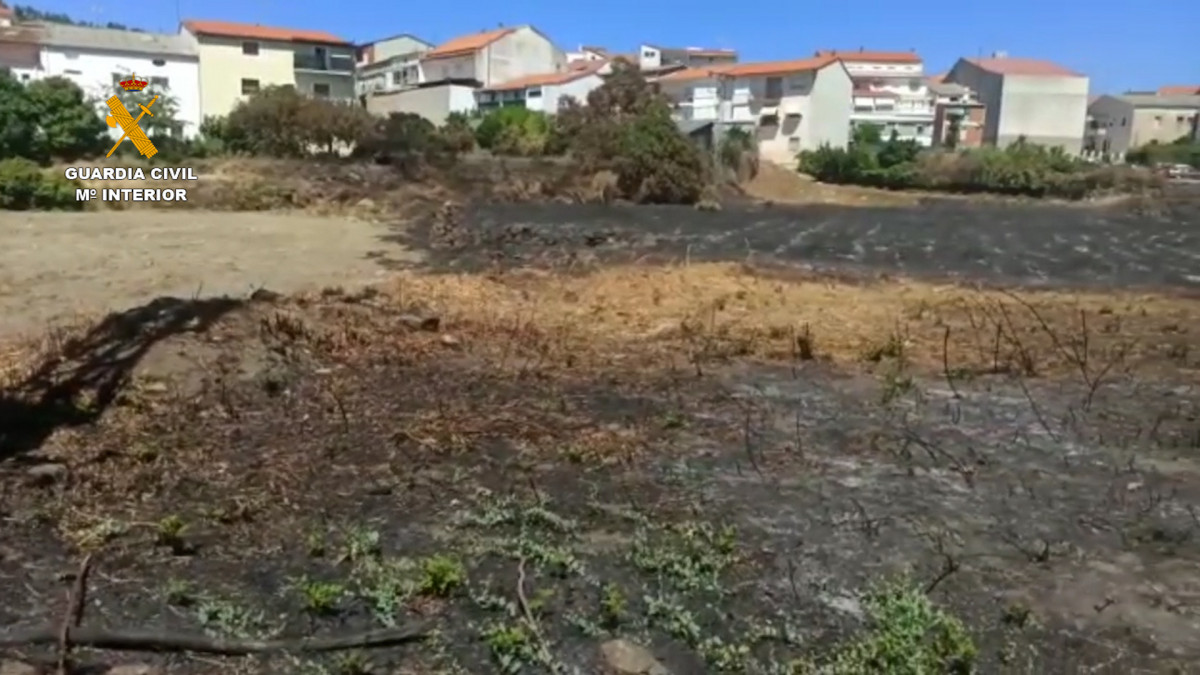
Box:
851;123;883;147
0;69;39;160
26;76;107;161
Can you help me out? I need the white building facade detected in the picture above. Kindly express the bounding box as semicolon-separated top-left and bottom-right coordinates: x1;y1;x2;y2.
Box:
659;56;853;165
4;22;201;137
476;67;604;113
816;49;934;145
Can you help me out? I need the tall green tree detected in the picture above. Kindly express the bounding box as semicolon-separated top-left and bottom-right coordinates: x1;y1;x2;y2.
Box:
26;76;107;161
0;69;39;160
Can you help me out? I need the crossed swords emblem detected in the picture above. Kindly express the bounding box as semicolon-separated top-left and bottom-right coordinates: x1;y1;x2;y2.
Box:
105;94;160;158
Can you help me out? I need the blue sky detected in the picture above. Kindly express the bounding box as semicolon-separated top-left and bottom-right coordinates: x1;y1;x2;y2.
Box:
32;0;1200;94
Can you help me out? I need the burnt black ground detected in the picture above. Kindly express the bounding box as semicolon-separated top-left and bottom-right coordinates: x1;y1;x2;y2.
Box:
1;303;1199;673
384;184;1200;291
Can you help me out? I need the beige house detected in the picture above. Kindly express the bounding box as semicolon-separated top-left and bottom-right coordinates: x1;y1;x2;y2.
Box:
355;33;431;98
1085;94;1200;157
181;19;355;118
658;55;853;165
945;54;1089;154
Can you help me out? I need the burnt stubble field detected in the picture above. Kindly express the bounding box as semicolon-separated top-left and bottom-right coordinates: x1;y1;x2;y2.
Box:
2;185;1200;674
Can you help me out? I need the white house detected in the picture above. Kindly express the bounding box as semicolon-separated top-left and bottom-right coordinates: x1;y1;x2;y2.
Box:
419;25;565;87
945;54;1089;154
368;24;565;123
816;49;934;145
658;56;853;165
0;20;202;137
355;33;431;98
476;64;604;113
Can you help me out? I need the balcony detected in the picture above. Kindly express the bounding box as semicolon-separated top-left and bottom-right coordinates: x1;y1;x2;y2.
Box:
294;53;355;74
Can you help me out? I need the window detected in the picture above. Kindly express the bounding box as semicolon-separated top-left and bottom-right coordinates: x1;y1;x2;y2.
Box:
241;78;260;95
764;76;783;100
916;125;925;135
150;76;169;90
64;68;81;75
788;137;801;152
152;58;166;66
242;41;259;56
392;71;402;85
313;82;331;98
526;87;542;98
1121;117;1127;126
20;73;29;81
64;51;78;59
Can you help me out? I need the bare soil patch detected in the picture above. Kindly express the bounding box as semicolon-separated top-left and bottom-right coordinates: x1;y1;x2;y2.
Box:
0;210;417;340
1;262;1199;674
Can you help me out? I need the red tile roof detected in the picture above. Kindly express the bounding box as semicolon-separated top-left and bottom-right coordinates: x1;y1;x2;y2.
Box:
483;64;603;92
182;19;349;45
724;55;837;77
0;3;13;18
817;49;921;64
423;27;513;59
657;55;837;82
926;72;947;84
965;57;1082;77
1158;84;1200;95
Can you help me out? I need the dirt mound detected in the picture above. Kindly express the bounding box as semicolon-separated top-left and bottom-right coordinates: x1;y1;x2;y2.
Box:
742;162;922;206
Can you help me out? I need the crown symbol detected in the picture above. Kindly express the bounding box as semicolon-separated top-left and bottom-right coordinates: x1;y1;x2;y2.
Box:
120;74;148;92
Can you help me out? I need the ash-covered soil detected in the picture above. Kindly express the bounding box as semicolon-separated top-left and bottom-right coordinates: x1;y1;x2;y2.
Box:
393;184;1200;291
1;287;1198;674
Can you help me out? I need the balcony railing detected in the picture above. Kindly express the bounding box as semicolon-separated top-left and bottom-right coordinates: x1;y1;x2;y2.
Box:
294;53;355;73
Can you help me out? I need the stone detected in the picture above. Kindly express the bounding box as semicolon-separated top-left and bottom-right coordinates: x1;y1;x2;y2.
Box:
599;639;670;675
439;333;461;348
25;463;67;487
105;665;164;675
397;314;441;332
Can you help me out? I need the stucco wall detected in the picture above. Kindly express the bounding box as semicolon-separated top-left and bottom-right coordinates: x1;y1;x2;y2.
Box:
806;62;853;151
41;45;201;137
366;83;476;124
1086;95;1134;155
420;53;476;82
371;35;429;62
945;61;1003;145
541;73;603;113
997;74;1088;153
188;32;294;118
483;27;565;87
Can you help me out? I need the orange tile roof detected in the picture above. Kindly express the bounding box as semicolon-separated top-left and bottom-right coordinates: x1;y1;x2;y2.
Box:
656;65;736;82
484;65;603;91
657;55;837;82
965;57;1082;77
423;27;514;59
182;19;348;45
724;55;837;77
1158;84;1200;95
926;72;947;83
817;49;921;64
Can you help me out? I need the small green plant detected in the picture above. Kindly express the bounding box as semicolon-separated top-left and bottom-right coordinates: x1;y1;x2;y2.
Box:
306;529;327;558
295;577;345;615
331;651;372;675
0;157;84;211
195;597;266;638
419;555;466;597
482;622;538;674
162;578;196;607
155;515;191;554
599;583;627;628
339;525;382;563
823;578;977;674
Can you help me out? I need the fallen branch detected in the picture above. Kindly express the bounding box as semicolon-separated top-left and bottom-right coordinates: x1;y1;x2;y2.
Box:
0;623;430;656
58;554;93;675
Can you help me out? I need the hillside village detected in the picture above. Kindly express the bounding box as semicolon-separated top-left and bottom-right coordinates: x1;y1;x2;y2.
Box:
1;3;1197;166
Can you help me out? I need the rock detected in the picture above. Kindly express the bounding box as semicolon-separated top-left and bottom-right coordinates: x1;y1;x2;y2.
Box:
250;288;283;303
105;665;164;675
600;639;670;675
645;321;682;340
0;659;40;675
355;197;376;210
439;334;461;348
398;314;441;332
25;463;67;487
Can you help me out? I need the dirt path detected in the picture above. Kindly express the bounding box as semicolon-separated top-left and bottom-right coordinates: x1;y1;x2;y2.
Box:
0;210;418;339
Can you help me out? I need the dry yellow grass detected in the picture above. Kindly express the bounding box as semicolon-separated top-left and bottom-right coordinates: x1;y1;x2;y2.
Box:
384;262;1200;377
